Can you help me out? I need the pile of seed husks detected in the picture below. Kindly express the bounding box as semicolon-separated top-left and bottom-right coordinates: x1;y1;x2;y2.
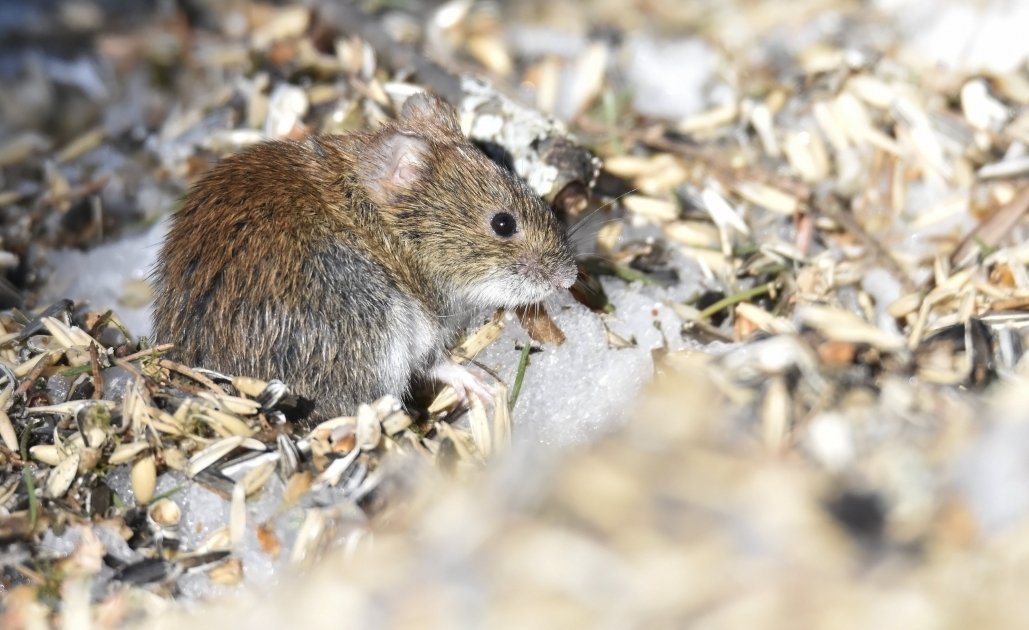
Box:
0;299;512;618
4;0;1029;627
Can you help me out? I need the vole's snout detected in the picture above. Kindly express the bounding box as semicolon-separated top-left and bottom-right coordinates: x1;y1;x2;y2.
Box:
518;253;546;284
520;252;577;292
554;263;578;290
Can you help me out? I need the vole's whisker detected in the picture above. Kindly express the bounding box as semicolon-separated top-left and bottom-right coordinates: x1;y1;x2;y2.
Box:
574;279;605;298
566;188;637;237
570;217;628;237
575;253;618;265
568;220;627;250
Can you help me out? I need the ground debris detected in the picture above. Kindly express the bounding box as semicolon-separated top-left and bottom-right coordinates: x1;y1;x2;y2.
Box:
0;301;496;621
4;0;1029;627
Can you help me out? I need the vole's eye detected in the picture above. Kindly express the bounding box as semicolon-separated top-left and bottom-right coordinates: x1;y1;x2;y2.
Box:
490;212;517;238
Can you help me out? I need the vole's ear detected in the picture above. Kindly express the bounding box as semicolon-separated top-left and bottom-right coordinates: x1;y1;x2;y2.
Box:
399;92;462;137
357;131;430;205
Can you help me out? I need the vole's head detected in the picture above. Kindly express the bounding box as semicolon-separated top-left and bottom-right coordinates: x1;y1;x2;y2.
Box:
356;92;577;308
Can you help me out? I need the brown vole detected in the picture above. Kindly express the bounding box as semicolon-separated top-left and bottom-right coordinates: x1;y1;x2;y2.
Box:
151;93;577;417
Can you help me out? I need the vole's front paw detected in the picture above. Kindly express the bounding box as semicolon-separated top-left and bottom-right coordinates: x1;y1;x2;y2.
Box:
432;360;495;408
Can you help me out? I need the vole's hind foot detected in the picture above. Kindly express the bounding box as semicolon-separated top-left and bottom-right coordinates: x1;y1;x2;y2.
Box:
432;360;495;409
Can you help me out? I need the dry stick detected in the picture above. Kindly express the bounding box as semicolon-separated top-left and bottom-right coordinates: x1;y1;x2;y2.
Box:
14;352;58;397
682;317;735;343
19;416;33;461
988;295;1029;311
119;343;174;364
34;175;110;211
950;186;1029;267
89;343;104;400
158;358;222;392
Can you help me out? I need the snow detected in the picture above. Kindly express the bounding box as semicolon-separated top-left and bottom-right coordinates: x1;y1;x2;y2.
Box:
480;282;694;447
40;219;166;338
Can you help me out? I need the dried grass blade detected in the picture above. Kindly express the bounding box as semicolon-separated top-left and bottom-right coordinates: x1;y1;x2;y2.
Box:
468;395;491;458
951;187;1029;266
0;409;17;452
188;436;245;478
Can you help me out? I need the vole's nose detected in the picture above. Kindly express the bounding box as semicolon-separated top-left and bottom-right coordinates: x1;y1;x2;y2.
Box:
553;262;578;290
520;254;577;291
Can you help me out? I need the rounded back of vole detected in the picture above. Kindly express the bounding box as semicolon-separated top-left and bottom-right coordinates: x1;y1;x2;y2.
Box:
354;93;578;310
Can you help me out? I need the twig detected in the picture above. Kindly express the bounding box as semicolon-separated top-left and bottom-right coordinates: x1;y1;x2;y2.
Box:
19;417;34;462
119;343;174;364
90;343;104;400
158;358;222;392
15;352;57;396
951;187;1029;267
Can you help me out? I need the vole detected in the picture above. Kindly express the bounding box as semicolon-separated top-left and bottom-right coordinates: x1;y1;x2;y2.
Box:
151;93;577;418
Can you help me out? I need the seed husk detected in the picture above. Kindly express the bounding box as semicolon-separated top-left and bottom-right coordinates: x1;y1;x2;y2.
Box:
132;455;157;505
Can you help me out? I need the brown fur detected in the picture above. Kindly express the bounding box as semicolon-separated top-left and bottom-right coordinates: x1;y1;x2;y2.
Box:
151;94;576;417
